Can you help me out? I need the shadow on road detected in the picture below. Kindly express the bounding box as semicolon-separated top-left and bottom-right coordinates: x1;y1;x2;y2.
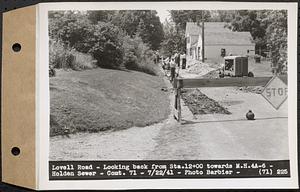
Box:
181;116;288;125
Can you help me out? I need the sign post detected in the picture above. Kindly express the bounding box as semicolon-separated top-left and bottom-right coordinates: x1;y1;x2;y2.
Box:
173;75;287;122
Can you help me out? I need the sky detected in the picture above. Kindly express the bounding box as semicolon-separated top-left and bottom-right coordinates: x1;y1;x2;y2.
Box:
155;8;170;23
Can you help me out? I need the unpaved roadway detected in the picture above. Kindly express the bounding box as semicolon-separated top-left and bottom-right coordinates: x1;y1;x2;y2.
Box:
50;84;288;161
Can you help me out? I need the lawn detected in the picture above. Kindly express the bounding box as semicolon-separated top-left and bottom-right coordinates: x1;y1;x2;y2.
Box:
50;68;170;136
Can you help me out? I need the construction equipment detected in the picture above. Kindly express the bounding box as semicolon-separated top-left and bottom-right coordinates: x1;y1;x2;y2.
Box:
219;56;254;78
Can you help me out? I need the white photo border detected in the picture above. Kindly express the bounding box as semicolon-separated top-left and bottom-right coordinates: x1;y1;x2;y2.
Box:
37;1;298;190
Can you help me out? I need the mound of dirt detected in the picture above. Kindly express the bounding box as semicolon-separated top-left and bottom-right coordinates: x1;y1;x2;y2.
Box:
237;86;264;94
181;89;231;115
186;60;216;77
202;69;220;79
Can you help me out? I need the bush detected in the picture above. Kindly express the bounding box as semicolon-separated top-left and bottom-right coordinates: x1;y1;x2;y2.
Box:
87;22;125;69
49;11;94;53
49;40;97;70
69;50;97;70
123;36;158;75
49;39;73;69
50;12;158;75
50;13;124;70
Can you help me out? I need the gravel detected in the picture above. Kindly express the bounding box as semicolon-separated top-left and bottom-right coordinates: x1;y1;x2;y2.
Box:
181;88;231;115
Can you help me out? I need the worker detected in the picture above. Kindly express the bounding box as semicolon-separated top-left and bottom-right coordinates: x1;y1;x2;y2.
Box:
175;52;180;67
164;57;170;70
180;52;186;69
170;57;176;82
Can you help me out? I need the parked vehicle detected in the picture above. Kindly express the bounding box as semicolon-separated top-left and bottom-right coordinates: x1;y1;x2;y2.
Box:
219;56;254;78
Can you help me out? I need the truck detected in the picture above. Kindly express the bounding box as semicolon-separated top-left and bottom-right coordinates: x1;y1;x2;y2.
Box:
219;56;254;78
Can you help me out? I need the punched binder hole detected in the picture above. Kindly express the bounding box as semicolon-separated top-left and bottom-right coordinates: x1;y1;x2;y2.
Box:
12;43;21;52
11;147;20;156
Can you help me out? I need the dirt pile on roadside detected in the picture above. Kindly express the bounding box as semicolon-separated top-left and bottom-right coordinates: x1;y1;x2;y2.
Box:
181;89;231;115
202;69;220;79
237;86;264;94
186;60;216;77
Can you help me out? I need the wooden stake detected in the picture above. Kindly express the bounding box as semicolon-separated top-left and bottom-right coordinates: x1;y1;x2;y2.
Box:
202;20;205;62
177;88;182;122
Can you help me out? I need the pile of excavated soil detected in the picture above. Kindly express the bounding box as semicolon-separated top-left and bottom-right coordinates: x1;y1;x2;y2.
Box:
237;86;264;94
181;89;231;115
202;69;220;79
186;60;216;77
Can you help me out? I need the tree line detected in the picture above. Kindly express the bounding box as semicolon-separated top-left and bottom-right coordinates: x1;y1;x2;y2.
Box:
49;10;288;75
49;10;164;75
161;10;287;72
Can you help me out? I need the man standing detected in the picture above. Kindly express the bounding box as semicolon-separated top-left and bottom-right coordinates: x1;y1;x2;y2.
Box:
175;52;180;67
180;52;186;69
170;57;176;82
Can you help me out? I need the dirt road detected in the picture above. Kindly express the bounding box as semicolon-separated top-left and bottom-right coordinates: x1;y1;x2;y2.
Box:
50;84;288;161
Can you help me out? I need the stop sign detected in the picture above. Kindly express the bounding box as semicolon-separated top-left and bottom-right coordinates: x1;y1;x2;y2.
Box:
261;76;288;110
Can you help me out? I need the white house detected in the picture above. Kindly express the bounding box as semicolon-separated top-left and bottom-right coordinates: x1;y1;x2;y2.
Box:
185;22;255;64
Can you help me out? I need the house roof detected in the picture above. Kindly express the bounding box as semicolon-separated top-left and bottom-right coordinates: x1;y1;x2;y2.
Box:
186;22;254;45
205;31;254;45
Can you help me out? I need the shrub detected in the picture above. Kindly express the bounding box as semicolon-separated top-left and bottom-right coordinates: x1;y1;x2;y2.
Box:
123;36;158;75
49;39;73;69
49;12;158;74
49;39;97;70
49;11;94;53
69;50;97;70
50;13;124;69
87;22;125;69
122;36;138;69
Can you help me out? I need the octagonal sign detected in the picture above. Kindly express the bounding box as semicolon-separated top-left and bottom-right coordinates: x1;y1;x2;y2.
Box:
261;76;288;110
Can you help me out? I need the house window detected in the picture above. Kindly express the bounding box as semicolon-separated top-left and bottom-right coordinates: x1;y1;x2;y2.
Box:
221;48;226;57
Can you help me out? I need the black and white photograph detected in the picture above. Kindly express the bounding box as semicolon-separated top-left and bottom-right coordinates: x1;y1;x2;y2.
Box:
30;1;299;189
49;7;289;161
0;1;297;190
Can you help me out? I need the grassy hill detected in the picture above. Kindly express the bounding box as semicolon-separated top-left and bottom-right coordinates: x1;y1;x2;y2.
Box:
50;68;170;136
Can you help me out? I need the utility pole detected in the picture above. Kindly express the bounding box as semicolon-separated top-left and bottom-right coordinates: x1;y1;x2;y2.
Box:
201;20;205;62
196;11;205;62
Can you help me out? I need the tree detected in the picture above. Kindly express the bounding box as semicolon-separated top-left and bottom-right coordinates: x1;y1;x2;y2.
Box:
49;10;162;74
227;11;266;39
110;10;164;50
87;22;125;69
170;10;211;31
87;10;115;24
226;10;287;72
160;20;185;56
161;10;210;55
225;10;267;55
49;11;94;53
135;12;164;50
264;10;287;72
209;10;235;22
